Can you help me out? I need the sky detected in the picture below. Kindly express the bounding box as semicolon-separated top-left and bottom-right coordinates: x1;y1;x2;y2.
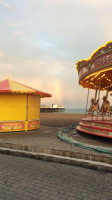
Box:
0;0;112;108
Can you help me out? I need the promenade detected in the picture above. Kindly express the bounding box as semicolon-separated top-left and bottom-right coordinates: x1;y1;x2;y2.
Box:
0;113;112;200
0;153;112;200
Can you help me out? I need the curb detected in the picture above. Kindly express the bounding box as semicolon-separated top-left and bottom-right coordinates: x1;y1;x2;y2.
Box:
0;147;112;173
58;128;112;154
0;142;112;164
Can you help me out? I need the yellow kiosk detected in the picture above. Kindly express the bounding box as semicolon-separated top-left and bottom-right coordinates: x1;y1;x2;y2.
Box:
0;79;51;132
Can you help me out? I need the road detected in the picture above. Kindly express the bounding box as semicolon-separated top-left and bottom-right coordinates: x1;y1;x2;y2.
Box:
0;153;112;200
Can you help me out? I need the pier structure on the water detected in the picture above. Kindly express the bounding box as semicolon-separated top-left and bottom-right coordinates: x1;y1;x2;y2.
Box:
40;103;65;112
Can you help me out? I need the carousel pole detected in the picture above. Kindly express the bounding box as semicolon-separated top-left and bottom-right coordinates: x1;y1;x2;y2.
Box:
85;87;89;118
102;89;109;120
91;88;98;119
106;89;110;118
106;90;109;99
110;91;112;119
97;82;101;118
94;89;98;102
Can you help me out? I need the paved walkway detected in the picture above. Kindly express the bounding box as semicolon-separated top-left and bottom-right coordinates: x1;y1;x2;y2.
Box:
0;153;112;200
0;126;111;159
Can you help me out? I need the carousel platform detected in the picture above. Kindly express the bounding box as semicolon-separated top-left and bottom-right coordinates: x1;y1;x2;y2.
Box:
77;117;112;138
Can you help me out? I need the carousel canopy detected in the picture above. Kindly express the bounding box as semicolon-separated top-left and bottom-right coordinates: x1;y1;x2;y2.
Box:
76;41;112;91
0;79;52;98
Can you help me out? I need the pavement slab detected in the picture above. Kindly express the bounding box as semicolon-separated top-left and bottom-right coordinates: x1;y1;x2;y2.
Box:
0;153;112;200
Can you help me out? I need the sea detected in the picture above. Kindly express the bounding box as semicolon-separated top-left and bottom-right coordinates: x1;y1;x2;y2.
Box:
61;108;85;114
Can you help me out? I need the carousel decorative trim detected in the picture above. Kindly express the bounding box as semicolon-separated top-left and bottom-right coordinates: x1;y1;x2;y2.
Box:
28;120;40;130
0;121;25;132
0;120;40;132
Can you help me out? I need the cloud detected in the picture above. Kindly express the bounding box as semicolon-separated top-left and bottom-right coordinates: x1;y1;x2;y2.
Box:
14;31;24;36
8;22;15;27
0;0;12;8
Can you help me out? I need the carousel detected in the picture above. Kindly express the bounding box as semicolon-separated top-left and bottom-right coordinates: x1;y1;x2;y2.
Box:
76;41;112;138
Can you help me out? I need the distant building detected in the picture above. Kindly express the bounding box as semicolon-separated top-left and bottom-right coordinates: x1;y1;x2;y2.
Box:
0;79;51;132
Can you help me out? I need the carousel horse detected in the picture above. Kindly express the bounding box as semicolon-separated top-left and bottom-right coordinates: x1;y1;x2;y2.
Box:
92;99;99;116
99;96;110;116
88;98;98;116
109;93;112;115
109;106;112;115
88;98;94;115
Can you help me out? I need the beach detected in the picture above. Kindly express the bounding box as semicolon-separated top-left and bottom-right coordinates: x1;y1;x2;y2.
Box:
40;113;85;127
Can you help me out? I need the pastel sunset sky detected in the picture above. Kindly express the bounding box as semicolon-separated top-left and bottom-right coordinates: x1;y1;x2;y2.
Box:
0;0;112;108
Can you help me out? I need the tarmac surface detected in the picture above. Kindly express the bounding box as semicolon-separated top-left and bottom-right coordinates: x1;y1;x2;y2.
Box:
0;153;112;200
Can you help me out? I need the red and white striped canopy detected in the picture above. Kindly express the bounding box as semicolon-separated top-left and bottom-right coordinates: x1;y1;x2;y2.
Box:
0;79;52;98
